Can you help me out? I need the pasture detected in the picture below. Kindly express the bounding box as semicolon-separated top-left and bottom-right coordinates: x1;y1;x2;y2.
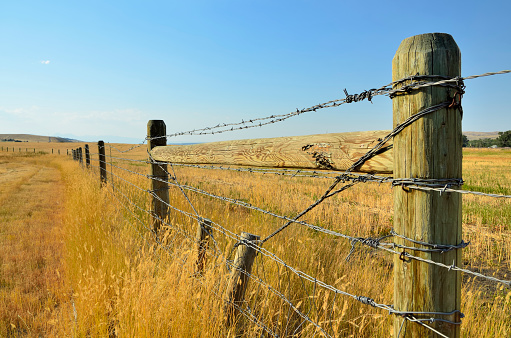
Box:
0;145;509;337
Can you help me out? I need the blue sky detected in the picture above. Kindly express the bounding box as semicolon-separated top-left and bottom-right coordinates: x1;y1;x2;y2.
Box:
1;0;510;143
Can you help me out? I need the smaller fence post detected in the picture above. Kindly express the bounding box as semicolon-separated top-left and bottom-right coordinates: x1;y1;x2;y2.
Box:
52;148;54;154
196;218;213;275
58;149;60;155
224;232;260;326
72;149;75;160
85;144;90;168
78;147;83;165
98;141;107;185
147;120;170;235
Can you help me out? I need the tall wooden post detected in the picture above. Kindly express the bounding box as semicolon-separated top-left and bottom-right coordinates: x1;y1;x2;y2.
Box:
224;232;260;326
196;218;213;275
393;33;462;337
85;144;90;168
147;120;170;234
98;141;107;185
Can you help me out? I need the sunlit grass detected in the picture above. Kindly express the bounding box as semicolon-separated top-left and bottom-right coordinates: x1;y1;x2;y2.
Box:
1;146;510;336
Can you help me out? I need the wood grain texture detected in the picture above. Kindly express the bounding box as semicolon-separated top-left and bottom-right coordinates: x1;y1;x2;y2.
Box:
151;131;393;173
392;33;462;338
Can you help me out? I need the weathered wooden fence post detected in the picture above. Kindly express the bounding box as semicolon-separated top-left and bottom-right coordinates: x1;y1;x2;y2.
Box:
147;120;170;234
85;144;90;168
98;141;107;185
393;33;462;337
78;147;83;165
224;232;260;326
196;218;213;275
72;149;76;160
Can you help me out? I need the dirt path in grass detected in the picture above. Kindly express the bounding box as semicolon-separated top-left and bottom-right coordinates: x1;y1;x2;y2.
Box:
0;154;70;337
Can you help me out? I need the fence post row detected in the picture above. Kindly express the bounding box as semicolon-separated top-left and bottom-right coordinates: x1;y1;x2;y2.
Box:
147;120;170;235
98;141;107;185
224;232;260;327
85;144;90;168
392;33;462;337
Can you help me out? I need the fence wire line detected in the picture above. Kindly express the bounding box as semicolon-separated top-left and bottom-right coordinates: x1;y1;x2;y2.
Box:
142;70;509;141
90;152;511;200
88;155;511;288
149;160;511;199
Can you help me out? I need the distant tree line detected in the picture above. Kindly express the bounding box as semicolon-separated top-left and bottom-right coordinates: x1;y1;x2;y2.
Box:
463;130;511;148
1;138;27;142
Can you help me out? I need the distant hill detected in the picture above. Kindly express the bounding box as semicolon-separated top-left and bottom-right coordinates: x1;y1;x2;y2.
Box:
0;134;82;143
463;131;500;141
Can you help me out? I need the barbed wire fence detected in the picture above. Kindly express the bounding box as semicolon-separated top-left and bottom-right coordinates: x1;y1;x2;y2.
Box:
68;66;511;337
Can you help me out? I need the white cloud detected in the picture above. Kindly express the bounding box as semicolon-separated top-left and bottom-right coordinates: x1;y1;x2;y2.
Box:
40;60;50;65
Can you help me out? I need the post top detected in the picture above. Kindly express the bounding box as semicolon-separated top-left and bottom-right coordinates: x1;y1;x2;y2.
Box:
240;232;260;241
395;33;459;54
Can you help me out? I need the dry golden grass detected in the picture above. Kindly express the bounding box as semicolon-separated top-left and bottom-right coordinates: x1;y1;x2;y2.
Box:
0;152;71;337
1;146;510;337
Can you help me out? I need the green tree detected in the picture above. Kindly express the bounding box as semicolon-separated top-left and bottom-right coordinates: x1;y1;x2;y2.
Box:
462;135;469;147
497;130;511;147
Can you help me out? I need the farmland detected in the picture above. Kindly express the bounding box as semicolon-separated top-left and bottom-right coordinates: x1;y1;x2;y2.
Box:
0;144;510;337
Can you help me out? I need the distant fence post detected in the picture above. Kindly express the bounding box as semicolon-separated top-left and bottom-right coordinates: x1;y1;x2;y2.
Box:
392;33;462;337
147;120;170;234
78;147;83;165
85;144;90;168
72;149;76;160
98;141;107;185
224;232;260;327
196;218;213;275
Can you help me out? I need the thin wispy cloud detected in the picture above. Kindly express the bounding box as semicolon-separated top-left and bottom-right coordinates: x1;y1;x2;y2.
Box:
40;60;50;65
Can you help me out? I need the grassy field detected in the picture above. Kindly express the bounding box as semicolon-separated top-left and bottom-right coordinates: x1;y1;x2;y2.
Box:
0;145;510;337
